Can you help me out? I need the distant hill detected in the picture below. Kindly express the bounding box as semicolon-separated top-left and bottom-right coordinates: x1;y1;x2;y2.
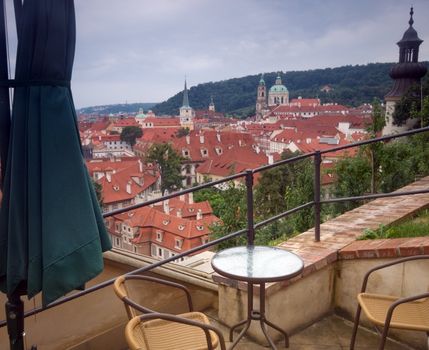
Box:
77;102;158;115
152;62;429;118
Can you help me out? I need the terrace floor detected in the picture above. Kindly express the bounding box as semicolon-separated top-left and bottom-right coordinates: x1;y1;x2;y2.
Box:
207;310;414;350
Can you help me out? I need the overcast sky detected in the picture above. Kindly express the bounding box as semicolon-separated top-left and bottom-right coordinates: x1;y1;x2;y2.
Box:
5;0;429;108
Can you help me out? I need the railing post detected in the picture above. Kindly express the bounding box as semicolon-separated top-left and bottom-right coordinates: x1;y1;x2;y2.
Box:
245;169;255;246
314;151;321;242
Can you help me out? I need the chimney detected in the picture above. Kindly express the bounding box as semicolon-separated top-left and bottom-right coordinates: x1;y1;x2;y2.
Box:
267;154;274;165
180;193;185;202
306;138;311;144
188;192;194;204
138;159;143;173
106;172;112;182
216;133;221;142
238;139;242;147
255;146;260;154
199;134;204;144
186;135;190;145
126;181;132;194
196;209;203;220
163;199;169;214
177;209;182;218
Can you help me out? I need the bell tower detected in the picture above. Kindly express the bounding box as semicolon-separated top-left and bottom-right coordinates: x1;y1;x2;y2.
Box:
383;7;427;134
256;74;267;119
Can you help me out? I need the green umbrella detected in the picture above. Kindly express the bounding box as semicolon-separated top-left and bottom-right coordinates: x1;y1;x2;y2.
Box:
0;0;111;347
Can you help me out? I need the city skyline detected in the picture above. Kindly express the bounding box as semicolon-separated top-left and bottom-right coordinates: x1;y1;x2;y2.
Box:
4;0;429;108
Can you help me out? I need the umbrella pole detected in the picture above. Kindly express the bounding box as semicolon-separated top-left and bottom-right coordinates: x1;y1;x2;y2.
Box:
5;290;25;350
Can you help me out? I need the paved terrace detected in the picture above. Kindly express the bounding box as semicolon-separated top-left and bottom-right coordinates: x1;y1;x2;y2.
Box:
212;176;429;294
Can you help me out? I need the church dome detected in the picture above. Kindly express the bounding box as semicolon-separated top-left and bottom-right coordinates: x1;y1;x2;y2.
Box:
269;84;288;93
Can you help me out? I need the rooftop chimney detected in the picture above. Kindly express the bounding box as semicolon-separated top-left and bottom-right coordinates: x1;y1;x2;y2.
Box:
177;209;182;218
267;154;274;165
186;135;191;145
196;209;203;220
199;134;204;144
138;159;143;173
106;172;112;182
126;181;132;194
188;192;194;204
216;133;221;142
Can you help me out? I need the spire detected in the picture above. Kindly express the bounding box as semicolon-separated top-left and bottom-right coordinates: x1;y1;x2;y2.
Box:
409;6;414;26
182;79;190;107
259;73;265;85
275;72;282;85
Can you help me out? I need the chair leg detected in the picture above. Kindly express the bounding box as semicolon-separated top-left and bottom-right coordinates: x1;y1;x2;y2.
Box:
350;304;362;350
378;325;389;350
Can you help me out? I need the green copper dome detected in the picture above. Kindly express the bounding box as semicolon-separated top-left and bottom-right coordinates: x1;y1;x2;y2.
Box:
269;84;288;93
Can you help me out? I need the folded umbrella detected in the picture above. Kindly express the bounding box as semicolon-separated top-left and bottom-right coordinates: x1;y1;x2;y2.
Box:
0;0;111;322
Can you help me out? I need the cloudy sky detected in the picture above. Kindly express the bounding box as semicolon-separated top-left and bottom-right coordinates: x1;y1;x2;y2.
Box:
5;0;429;108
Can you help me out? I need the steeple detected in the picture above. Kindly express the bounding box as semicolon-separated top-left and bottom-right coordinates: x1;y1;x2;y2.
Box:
386;7;427;99
182;79;190;107
209;96;215;112
383;7;427;135
275;72;282;85
259;73;265;86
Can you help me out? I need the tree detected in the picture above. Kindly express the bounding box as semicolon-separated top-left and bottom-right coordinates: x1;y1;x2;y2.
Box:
333;155;371;213
393;78;429;126
364;98;386;193
120;126;143;148
194;182;248;249
146;143;184;193
175;127;190;138
92;179;103;208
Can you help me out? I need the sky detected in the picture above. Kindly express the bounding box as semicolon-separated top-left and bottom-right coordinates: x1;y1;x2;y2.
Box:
5;0;429;108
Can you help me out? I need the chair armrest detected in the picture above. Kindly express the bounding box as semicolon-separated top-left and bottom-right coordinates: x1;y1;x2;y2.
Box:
138;312;226;350
121;275;194;312
384;291;429;329
360;255;429;293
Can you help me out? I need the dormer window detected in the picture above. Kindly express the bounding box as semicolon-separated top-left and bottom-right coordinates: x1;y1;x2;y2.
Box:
215;146;223;155
162;219;170;226
156;231;163;242
201;148;208;157
175;239;183;249
178;224;185;231
182;149;190;158
196;225;204;231
113;185;119;191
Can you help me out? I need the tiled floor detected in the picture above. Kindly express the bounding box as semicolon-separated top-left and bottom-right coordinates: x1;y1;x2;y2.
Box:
209;312;414;350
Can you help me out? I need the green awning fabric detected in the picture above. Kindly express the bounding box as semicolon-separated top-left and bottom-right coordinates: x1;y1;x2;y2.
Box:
0;0;111;306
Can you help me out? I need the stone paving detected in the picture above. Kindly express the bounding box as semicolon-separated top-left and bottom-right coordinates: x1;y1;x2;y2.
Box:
209;312;414;350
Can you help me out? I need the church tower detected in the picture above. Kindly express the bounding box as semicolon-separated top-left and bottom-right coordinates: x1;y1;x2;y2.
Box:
179;79;195;130
256;74;267;118
209;96;215;112
268;72;289;107
383;7;427;135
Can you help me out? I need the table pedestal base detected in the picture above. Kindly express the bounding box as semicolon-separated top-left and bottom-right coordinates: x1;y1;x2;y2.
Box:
229;282;289;349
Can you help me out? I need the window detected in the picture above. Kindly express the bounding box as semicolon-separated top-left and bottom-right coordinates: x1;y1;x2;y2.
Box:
175;239;183;250
178;225;185;231
158;247;163;258
156;231;163;242
112;203;118;209
115;223;120;232
115;237;120;246
151;245;156;257
196;225;204;231
133;246;137;253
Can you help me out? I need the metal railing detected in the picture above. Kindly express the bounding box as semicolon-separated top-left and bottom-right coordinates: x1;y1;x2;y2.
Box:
1;125;429;328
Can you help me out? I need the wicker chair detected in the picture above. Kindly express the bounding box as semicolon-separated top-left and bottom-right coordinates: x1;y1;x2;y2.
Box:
114;275;226;350
350;255;429;350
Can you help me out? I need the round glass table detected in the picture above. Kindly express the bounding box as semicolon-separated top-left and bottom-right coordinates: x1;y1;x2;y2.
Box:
211;245;304;349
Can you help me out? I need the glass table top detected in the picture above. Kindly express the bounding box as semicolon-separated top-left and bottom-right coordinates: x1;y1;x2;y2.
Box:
211;246;304;282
